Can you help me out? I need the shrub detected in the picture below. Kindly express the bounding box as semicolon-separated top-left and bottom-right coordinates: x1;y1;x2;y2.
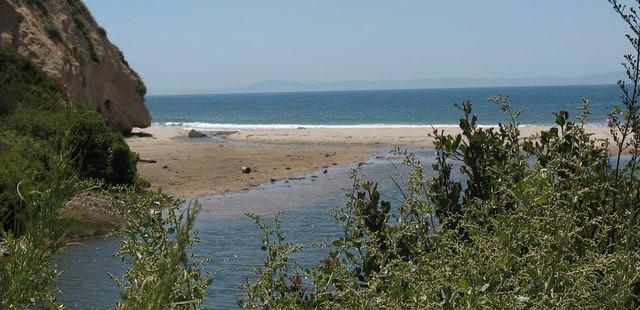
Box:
0;138;87;308
0;132;52;232
1;149;209;308
242;91;640;309
0;45;68;116
110;189;212;309
2;104;138;183
241;1;640;308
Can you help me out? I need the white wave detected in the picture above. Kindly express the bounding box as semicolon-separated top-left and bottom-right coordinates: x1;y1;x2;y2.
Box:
151;122;540;131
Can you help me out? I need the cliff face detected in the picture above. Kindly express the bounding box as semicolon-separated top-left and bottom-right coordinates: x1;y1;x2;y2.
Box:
0;0;150;133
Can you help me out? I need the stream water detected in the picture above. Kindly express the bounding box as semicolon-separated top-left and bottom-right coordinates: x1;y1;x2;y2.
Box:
55;148;440;308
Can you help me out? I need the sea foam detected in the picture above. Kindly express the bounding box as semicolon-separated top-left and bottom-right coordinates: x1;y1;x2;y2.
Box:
155;122;522;131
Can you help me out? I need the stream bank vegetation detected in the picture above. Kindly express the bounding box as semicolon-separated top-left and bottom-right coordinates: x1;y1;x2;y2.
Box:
0;45;211;308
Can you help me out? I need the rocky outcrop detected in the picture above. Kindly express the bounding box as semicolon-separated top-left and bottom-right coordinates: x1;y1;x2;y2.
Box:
61;192;125;239
0;0;150;133
188;129;207;138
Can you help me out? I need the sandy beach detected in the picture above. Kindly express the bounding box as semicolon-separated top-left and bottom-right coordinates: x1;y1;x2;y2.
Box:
225;125;614;147
127;125;616;198
126;127;377;198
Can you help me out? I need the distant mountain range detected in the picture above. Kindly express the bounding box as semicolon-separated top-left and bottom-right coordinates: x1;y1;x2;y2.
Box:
222;71;625;94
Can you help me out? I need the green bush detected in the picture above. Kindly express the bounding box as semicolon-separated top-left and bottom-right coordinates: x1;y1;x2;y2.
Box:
110;190;212;309
2;104;137;187
0;45;68;116
0;138;86;308
0;132;49;232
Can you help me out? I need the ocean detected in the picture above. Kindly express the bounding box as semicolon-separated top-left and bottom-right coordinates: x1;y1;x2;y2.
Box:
147;84;621;130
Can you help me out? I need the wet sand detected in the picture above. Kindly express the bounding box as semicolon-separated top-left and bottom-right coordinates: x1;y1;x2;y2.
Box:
127;125;616;198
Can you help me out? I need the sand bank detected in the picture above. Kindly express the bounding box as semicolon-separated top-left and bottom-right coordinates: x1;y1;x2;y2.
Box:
127;125;616;198
126;127;376;198
225;125;614;147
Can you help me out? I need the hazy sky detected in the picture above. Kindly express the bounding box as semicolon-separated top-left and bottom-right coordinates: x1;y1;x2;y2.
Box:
84;0;629;95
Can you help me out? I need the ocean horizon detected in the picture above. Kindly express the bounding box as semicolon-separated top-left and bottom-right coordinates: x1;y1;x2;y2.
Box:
146;84;622;130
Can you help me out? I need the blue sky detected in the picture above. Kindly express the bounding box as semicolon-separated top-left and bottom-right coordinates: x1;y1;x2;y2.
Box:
84;0;628;95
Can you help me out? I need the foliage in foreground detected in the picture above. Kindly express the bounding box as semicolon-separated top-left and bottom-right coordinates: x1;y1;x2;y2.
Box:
240;1;640;308
0;138;93;308
0;162;211;308
110;189;212;309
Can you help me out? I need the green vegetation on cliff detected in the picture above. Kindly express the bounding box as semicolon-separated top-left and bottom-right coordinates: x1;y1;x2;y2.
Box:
0;45;137;232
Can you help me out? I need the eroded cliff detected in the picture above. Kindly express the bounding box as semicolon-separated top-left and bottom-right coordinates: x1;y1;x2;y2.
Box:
0;0;150;133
